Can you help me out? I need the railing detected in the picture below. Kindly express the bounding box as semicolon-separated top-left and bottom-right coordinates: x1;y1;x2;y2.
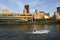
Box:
0;16;21;19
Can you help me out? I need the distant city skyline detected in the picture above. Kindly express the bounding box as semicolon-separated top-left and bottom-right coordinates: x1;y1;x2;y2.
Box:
0;0;60;16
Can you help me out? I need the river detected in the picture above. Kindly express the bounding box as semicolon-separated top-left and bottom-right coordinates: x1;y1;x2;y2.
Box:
0;24;59;40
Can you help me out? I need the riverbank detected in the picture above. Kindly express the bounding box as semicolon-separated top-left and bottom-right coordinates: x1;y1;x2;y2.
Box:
0;21;56;25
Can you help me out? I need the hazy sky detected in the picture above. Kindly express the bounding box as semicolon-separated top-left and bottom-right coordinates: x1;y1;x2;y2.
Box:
0;0;60;16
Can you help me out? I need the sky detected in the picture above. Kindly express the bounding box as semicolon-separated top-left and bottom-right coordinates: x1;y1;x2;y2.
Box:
0;0;60;16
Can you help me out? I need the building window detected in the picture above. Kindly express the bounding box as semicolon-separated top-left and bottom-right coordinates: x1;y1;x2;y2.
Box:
8;14;13;16
24;17;26;19
2;14;7;16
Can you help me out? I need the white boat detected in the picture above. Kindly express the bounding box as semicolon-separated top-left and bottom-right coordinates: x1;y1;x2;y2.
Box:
27;28;50;34
27;24;50;34
32;28;50;34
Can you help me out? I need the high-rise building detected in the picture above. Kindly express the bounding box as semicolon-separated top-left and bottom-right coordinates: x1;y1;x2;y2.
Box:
35;9;38;13
24;5;29;13
2;9;10;14
57;7;60;14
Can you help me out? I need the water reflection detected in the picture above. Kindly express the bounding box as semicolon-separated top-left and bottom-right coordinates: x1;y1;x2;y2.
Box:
0;24;59;40
56;24;60;40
